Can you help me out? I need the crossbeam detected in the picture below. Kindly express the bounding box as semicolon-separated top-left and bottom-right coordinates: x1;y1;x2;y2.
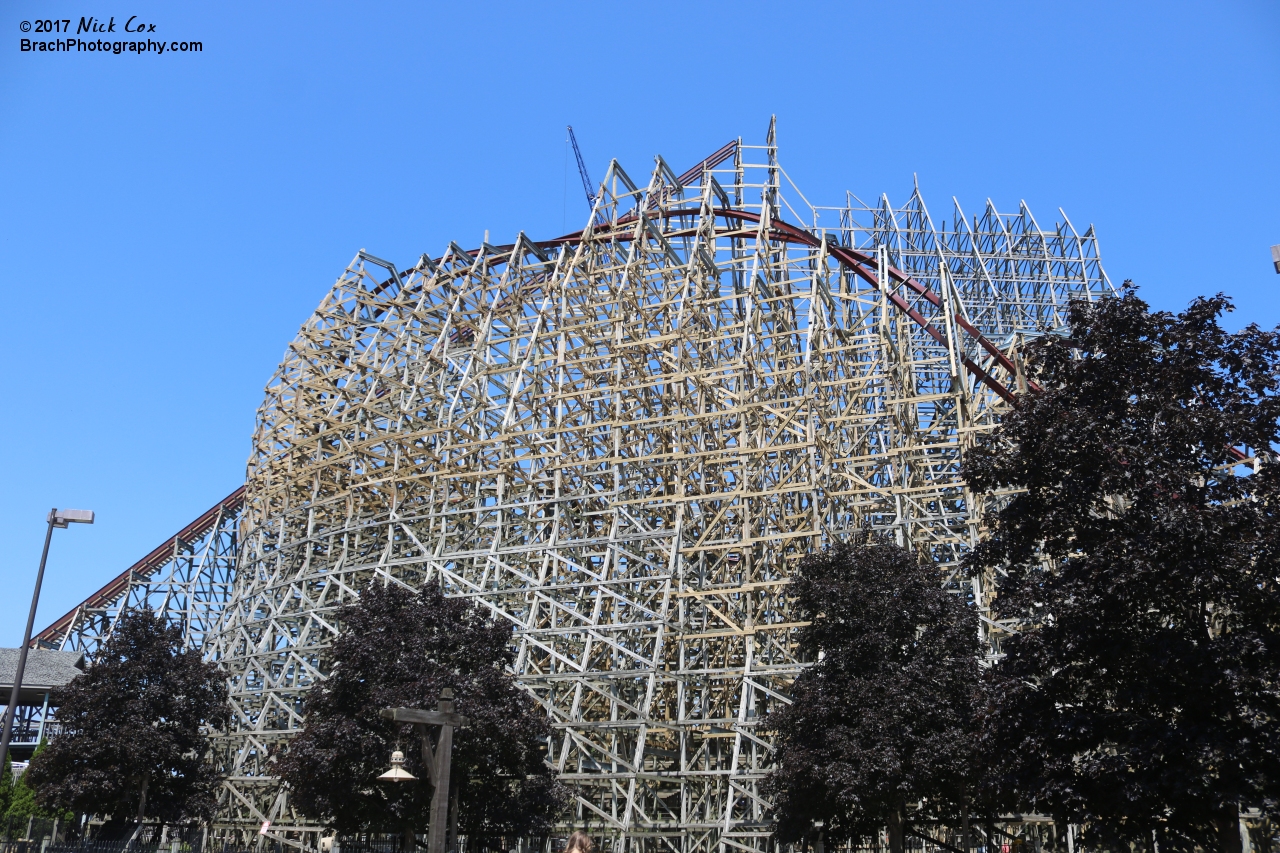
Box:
379;707;470;729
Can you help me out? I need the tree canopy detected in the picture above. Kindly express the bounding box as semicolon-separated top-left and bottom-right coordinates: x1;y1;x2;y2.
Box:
26;608;229;825
765;540;980;853
278;582;567;844
967;289;1280;853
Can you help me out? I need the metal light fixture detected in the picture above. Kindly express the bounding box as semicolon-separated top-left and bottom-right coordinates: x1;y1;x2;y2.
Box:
377;748;416;782
51;509;94;528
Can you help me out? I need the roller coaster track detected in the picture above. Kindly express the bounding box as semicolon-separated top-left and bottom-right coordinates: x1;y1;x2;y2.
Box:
31;486;245;654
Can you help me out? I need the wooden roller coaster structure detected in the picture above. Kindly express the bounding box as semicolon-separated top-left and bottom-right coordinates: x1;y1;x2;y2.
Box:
33;120;1112;852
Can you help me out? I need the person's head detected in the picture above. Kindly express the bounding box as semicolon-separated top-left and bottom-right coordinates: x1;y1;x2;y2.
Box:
565;832;596;853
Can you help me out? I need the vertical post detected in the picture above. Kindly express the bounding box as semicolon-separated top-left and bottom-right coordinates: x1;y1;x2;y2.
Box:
35;692;50;744
0;512;57;770
448;786;458;853
427;689;457;853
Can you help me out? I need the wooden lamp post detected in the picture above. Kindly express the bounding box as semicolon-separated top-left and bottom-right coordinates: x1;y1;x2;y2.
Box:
379;688;470;853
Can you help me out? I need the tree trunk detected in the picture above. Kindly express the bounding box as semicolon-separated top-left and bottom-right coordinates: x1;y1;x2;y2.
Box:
126;776;150;851
887;805;905;853
137;775;149;824
403;825;416;852
1218;804;1243;853
962;806;971;853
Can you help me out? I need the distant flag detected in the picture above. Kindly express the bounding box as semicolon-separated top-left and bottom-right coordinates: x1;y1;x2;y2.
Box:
1271;244;1280;274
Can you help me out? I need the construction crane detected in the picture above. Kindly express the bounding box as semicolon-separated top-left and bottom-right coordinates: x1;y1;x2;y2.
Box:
567;126;596;211
569;126;739;215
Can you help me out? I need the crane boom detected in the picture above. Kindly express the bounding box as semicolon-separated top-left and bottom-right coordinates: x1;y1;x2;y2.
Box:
568;127;739;215
567;126;596;209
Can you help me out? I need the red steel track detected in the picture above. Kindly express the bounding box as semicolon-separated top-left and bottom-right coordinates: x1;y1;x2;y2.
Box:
30;486;246;649
533;204;1027;404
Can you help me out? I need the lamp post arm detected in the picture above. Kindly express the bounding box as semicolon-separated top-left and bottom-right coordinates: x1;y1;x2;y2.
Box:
0;510;57;765
381;707;470;728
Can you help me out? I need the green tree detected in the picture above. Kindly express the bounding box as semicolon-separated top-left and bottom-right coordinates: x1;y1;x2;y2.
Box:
26;609;229;825
6;744;71;832
0;751;11;827
765;541;981;853
7;768;36;825
966;289;1280;853
278;582;568;848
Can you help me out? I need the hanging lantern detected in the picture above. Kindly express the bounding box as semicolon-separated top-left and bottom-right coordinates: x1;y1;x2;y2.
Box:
377;748;416;782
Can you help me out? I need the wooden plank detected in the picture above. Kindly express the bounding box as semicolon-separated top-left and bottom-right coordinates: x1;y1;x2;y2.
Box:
379;707;470;728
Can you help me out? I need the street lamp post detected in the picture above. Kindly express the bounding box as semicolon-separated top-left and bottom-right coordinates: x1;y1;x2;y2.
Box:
379;689;470;853
0;508;94;767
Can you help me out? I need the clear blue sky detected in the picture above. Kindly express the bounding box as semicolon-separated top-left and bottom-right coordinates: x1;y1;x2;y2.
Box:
1;1;1277;646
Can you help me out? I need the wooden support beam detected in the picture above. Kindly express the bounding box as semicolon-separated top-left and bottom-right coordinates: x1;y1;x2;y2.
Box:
379;707;470;729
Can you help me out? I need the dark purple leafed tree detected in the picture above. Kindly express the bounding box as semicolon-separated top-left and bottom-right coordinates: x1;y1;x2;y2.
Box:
277;583;567;848
765;540;981;853
968;288;1280;853
26;608;229;826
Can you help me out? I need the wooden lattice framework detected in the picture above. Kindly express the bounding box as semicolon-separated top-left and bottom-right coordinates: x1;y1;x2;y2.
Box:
208;123;1112;850
42;122;1111;852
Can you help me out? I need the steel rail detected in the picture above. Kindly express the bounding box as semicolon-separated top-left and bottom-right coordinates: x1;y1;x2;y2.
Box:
29;486;246;649
414;205;1025;405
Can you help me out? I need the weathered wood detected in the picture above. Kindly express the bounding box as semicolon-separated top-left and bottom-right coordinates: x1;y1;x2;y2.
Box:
426;691;457;853
413;723;436;786
379;707;470;729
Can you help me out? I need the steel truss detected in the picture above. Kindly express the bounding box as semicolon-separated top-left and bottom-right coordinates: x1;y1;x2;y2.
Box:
204;120;1111;851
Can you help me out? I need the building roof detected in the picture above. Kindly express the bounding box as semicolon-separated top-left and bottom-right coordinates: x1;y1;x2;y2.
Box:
0;648;84;705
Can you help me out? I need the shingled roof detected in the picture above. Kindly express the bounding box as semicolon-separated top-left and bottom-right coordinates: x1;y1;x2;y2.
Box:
0;648;84;705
